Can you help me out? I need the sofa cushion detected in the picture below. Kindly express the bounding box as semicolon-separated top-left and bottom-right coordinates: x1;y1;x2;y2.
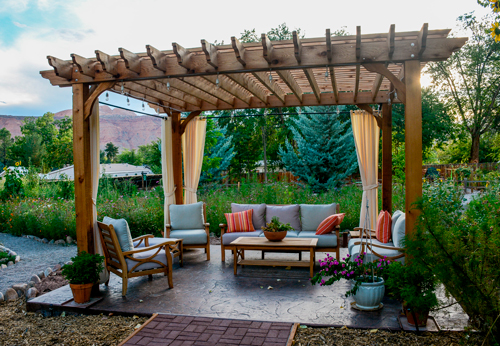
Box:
133;238;178;248
391;210;404;235
103;217;134;253
125;249;173;272
231;203;266;230
316;213;345;235
300;203;338;232
375;210;392;243
266;205;301;231
392;213;406;248
169;229;207;245
259;230;300;238
348;238;404;263
298;231;337;248
222;231;262;245
225;209;255;232
170;202;204;230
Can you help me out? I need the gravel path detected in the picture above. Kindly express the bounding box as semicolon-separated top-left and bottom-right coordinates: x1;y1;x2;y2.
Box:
0;233;77;294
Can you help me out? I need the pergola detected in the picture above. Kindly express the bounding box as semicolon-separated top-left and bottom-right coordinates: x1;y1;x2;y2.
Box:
40;24;467;254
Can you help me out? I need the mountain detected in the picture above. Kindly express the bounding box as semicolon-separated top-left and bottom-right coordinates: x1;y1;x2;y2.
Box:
0;106;161;151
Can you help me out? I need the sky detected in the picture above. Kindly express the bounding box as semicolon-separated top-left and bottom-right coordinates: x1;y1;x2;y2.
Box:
0;0;491;117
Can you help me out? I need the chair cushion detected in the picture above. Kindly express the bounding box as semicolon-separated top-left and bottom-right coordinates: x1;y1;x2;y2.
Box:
222;231;263;245
169;229;207;245
300;203;338;232
316;213;345;235
133;238;178;248
298;231;337;248
348;238;404;263
375;210;392;243
266;205;301;231
391;210;404;235
392;213;406;248
231;203;267;230
103;217;134;253
259;230;300;238
225;209;255;232
125;248;173;272
170;202;204;230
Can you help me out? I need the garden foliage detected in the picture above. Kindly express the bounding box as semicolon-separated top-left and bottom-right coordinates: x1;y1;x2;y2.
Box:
62;251;105;285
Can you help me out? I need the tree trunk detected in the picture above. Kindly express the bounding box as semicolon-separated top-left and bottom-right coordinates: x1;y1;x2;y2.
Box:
469;133;481;164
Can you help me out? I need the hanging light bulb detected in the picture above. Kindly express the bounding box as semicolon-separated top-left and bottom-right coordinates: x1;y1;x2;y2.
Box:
126;96;130;106
298;108;302;115
142;100;145;111
167;81;171;91
269;72;273;82
156;108;160;114
121;82;124;95
394;91;398;100
325;66;329;80
388;98;392;106
105;92;109;101
215;73;220;88
337;107;340;115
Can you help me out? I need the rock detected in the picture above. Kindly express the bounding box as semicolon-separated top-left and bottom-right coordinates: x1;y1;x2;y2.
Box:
38;271;45;279
33;236;41;241
42;238;48;243
7;261;14;266
55;239;65;245
65;261;73;266
8;250;17;256
1;264;6;269
26;287;38;299
53;264;61;271
0;292;3;302
12;283;28;295
66;236;73;244
5;288;18;301
30;275;41;284
27;281;34;288
44;267;53;277
49;239;55;244
15;256;20;263
0;245;5;251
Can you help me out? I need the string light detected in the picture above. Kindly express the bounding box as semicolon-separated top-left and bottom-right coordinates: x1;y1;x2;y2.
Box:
325;66;329;80
337;107;340;115
269;70;273;82
167;78;170;91
216;72;220;88
142;99;145;111
105;92;109;101
126;97;130;106
120;82;124;95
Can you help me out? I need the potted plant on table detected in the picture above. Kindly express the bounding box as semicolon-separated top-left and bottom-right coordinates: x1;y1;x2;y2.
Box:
385;262;439;327
311;252;390;310
62;251;105;304
262;216;293;242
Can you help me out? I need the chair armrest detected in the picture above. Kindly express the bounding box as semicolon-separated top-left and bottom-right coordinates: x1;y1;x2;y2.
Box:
165;224;172;238
124;240;177;256
351;240;404;252
203;223;210;236
219;224;227;236
132;234;154;241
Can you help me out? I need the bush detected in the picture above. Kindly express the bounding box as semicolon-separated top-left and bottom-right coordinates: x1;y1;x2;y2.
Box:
0;251;16;265
62;251;104;285
0;167;24;200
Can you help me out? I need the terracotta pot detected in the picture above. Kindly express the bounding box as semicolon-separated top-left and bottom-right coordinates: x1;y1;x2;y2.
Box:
404;306;429;327
70;283;94;304
264;230;287;242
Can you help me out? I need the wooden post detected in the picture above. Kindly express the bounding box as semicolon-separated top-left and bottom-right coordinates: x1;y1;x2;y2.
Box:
73;84;94;254
171;112;184;204
381;102;393;213
404;60;422;236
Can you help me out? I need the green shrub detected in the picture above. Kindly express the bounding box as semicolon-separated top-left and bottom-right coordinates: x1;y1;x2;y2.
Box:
0;167;24;200
62;251;104;285
0;251;16;265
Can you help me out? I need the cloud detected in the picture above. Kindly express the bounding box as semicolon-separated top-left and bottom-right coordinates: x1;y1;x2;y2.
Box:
12;21;28;28
0;101;7;104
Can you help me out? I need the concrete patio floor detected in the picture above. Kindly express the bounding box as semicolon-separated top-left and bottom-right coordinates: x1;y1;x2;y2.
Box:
27;245;468;331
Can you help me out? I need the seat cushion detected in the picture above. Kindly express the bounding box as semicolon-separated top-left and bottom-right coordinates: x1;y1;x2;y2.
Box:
348;238;404;263
300;204;338;232
133;238;178;248
298;231;337;248
103;217;134;253
170;202;204;230
231;203;266;230
125;248;173;272
169;229;207;245
222;231;263;245
225;209;256;232
392;213;406;248
266;205;301;231
259;230;300;238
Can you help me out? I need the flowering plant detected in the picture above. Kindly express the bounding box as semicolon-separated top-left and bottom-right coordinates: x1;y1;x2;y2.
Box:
311;252;391;297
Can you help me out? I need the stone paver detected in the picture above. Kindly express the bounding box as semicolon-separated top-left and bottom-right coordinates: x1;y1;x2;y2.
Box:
122;314;294;346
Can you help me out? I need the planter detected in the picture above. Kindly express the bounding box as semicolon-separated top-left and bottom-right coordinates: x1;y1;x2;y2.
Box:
351;276;385;310
404;307;429;327
70;283;94;304
264;231;287;242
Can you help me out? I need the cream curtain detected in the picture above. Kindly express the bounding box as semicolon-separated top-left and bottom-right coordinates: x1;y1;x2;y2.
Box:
351;110;380;230
161;118;176;230
90;101;109;284
182;118;207;205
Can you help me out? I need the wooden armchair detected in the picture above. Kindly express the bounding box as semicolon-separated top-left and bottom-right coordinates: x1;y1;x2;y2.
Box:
97;222;182;296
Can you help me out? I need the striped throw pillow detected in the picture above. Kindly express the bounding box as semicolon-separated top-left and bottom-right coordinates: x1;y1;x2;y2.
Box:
315;213;345;235
224;209;255;233
376;210;392;243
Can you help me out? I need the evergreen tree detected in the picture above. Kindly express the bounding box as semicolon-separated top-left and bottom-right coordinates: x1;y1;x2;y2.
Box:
200;120;235;184
0;128;13;170
279;106;358;192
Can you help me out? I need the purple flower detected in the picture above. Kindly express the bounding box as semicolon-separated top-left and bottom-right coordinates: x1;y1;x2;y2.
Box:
342;264;345;268
346;254;350;257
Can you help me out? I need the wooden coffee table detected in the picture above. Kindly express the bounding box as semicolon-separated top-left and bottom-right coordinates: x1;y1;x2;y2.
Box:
230;237;318;278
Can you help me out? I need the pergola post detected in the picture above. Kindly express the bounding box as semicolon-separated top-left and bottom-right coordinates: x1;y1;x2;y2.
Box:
73;84;94;254
381;102;393;213
404;60;422;235
171;112;184;204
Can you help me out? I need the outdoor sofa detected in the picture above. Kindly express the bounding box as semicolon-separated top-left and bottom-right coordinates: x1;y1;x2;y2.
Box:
220;203;341;262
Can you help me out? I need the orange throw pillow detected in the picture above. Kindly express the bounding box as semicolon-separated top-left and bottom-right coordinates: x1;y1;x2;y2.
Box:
224;209;255;233
315;213;345;235
376;210;392;243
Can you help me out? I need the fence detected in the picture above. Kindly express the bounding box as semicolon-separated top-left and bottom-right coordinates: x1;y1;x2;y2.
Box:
423;162;500;178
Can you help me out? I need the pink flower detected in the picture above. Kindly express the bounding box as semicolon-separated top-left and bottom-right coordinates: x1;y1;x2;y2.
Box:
342;264;345;268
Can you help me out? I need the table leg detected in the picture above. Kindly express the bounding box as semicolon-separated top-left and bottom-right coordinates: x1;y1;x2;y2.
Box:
309;247;314;278
233;247;238;275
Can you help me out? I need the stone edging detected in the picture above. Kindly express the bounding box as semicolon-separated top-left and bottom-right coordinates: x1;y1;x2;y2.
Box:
23;234;76;245
0;260;72;303
0;245;20;270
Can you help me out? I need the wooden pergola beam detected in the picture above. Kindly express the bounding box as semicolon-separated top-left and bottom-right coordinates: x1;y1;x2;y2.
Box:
388;24;395;60
418;23;429;57
203;75;251;105
172;43;194;71
201;40;218;69
135;80;202;108
293;31;320;103
252;71;285;104
47;56;73;80
226;73;269;104
183;76;235;106
363;63;406;104
146;44;169;72
353;65;361;103
231;37;246;67
95;50;120;77
71;54;101;77
119;48;142;74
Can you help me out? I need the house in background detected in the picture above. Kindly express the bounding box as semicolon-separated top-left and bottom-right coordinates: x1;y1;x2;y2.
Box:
0;166;28;178
43;163;153;181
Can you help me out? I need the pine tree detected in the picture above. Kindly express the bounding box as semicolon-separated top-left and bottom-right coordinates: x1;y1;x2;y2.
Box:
279;106;358;192
200;121;235;184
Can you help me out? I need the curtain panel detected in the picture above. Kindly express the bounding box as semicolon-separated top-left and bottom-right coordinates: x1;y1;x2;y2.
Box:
182;118;207;205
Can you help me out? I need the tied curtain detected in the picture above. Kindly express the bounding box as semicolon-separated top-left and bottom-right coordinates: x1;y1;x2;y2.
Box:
161;118;176;229
182;118;207;205
90;102;109;284
350;110;380;230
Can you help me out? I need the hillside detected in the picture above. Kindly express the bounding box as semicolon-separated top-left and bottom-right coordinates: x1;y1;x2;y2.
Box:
0;106;161;151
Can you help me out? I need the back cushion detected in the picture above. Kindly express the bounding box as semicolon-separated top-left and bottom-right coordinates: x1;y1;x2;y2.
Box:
316;213;345;235
170;202;204;230
375;210;392;243
231;203;266;230
392;213;406;248
300;204;338;232
391;210;404;236
266;205;301;231
103;217;134;252
224;209;255;233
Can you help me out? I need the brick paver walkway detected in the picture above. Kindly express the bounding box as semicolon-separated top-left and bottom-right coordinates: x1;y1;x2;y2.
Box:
121;314;295;346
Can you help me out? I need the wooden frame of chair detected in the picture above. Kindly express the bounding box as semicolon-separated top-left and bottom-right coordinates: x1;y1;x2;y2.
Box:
97;221;181;296
351;227;405;261
163;203;211;261
134;234;184;267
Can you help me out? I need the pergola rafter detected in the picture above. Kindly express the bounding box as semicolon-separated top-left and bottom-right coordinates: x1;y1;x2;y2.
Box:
40;24;467;254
